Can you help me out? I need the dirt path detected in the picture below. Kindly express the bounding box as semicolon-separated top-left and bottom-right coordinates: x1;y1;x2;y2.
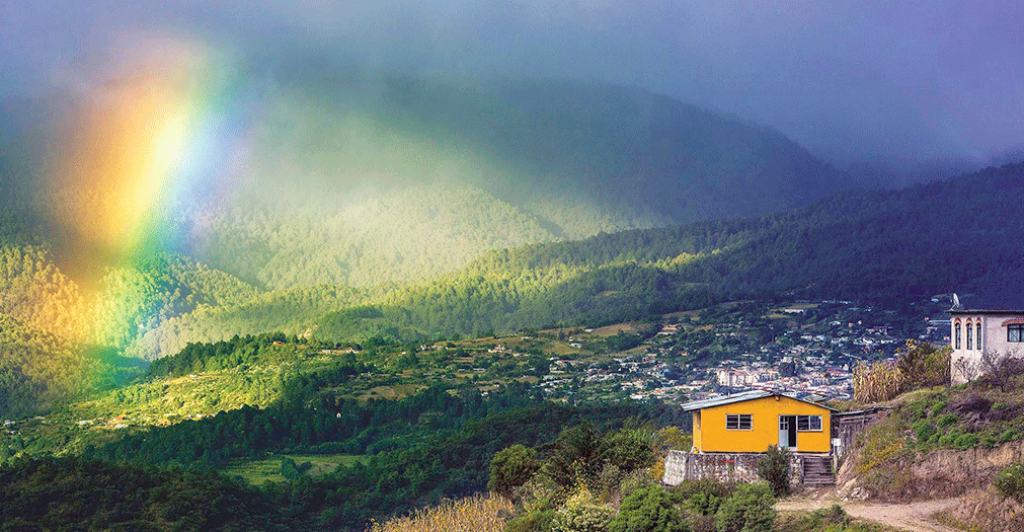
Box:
776;495;963;532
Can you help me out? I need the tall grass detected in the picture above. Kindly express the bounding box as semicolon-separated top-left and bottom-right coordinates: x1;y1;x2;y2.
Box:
369;495;513;532
853;361;903;403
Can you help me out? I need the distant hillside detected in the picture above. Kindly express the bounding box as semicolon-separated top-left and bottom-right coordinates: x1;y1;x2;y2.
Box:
189;76;846;288
5;71;847;290
139;163;1024;356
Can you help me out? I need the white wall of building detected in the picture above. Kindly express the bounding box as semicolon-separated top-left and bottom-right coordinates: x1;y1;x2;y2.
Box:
950;312;1024;383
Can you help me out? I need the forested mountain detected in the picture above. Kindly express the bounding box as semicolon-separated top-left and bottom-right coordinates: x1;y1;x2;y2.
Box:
5;71;848;290
0;71;852;411
133;163;1024;358
2;72;1020;413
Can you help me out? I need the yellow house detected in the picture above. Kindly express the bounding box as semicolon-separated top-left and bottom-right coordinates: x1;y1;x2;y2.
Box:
683;390;833;454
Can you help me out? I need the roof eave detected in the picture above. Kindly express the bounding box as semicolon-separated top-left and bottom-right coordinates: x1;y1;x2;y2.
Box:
951;308;1024;315
682;391;836;412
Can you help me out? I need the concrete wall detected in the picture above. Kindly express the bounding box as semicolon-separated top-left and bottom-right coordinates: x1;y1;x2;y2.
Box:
662;450;804;486
951;312;1024;383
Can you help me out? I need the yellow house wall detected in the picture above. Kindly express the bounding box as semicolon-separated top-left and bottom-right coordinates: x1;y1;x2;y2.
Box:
692;396;831;453
692;411;702;450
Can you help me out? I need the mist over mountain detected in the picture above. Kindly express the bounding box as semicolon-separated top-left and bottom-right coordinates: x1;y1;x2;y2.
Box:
4;68;848;289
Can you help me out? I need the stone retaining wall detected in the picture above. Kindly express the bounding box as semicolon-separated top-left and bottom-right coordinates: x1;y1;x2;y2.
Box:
663;450;809;486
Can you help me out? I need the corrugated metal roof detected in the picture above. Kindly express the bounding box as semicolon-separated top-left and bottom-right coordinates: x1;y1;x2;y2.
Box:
681;390;835;412
681;390;772;411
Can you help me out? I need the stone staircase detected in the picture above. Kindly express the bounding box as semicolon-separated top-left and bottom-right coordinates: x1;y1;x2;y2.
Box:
801;455;835;486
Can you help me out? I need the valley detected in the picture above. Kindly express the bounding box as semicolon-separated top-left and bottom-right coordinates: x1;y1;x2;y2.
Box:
4;6;1024;530
3;158;1023;529
0;294;950;469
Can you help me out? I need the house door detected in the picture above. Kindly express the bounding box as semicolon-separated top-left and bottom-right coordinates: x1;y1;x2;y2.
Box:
779;416;797;449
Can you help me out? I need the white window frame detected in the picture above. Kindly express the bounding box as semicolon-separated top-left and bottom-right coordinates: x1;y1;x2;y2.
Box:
796;415;822;432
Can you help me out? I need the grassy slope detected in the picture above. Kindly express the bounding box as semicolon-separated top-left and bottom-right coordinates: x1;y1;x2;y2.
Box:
844;377;1024;502
222;453;365;485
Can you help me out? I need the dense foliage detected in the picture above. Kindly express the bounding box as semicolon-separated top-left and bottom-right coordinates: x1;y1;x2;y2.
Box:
4;163;1023;411
146;333;296;378
757;445;792;497
4;380;678;529
487;444;540;498
995;463;1024;503
0;457;290;530
608;484;688;532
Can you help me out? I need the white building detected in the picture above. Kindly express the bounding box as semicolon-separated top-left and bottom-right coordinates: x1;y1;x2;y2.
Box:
949;294;1024;383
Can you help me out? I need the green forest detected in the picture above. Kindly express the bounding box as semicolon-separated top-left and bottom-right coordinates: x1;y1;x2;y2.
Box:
2;163;1024;414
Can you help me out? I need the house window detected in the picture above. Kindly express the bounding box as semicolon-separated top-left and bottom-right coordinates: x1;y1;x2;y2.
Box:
796;415;822;432
955;323;961;349
726;414;752;430
967;323;973;350
1009;324;1024;343
977;322;983;351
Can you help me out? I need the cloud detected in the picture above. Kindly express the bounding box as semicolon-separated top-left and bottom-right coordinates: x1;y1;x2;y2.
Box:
3;1;1023;178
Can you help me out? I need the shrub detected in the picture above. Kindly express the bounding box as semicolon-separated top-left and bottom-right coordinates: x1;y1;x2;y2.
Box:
686;491;722;517
995;463;1024;502
935;413;958;428
595;464;625;502
815;503;851;526
896;340;950;390
999;429;1020;443
651;457;667;482
713;482;775;532
601;428;656;473
618;469;657;502
674;479;732;517
954;433;979;449
673;479;733;499
685;513;716;532
756;445;791;496
608;485;688;532
489;444;540;498
280;457;312;480
653;426;692;452
551;486;615;532
911;420;936;443
507;509;557;532
772;504;855;532
517;473;567;514
546;424;603;487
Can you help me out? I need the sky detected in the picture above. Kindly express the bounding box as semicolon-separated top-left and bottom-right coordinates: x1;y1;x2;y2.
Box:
3;1;1024;180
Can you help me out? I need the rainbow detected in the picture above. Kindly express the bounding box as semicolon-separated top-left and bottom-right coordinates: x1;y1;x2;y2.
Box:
43;38;257;352
52;39;252;268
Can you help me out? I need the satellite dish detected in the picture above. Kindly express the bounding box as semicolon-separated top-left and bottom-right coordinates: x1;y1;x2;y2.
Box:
952;293;961;309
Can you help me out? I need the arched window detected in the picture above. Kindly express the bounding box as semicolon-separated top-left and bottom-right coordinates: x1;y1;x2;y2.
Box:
955;322;961;350
967;321;973;350
977;322;983;351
